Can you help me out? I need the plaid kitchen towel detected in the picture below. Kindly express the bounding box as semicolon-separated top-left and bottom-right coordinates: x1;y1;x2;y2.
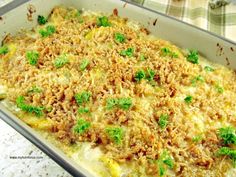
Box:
126;0;236;42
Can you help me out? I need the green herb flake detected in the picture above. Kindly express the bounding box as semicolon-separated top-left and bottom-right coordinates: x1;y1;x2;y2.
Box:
46;106;53;112
218;126;236;145
140;54;146;61
78;107;90;114
106;98;118;110
184;95;193;104
77;10;82;16
37;15;47;25
39;25;56;37
74;118;91;134
204;66;214;72
215;85;224;94
27;86;42;94
118;97;132;110
134;70;146;82
26;51;39;66
16;96;44;117
187;50;199;64
115;33;126;43
170;52;179;58
158;114;169;129
106;127;124;144
80;59;89;71
161;47;179;58
217;147;236;167
97;16;111;27
146;69;155;81
0;45;8;55
156;150;174;177
75;91;91;105
192;135;203;143
106;97;132;110
120;48;134;57
191;75;204;86
161;47;171;56
54;54;69;68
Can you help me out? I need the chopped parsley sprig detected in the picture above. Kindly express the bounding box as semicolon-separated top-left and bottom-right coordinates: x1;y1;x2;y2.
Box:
26;51;39;66
16;96;44;117
73;118;91;134
187;50;199;64
39;25;56;37
134;68;156;82
97;16;111;27
75;91;91;105
0;45;8;55
106;97;132;110
204;66;214;72
105;127;124;144
161;47;178;58
156;150;174;177
191;75;204;86
37;15;47;25
184;95;193;104
158;114;169;129
114;33;126;43
218;126;236;145
80;59;89;71
120;47;134;57
54;54;69;68
217;147;236;167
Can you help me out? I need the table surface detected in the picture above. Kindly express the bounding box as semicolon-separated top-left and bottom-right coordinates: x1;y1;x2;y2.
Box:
0;0;235;177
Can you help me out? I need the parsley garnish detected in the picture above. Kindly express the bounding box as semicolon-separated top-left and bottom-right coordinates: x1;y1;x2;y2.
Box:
156;150;174;177
187;50;199;64
134;70;146;82
73;118;91;134
158;114;169;129
37;15;47;25
160;47;178;58
134;69;156;82
140;54;146;61
120;48;134;57
184;95;193;104
106;127;124;144
161;47;171;56
118;97;132;110
80;59;89;71
97;16;111;27
75;91;91;105
217;147;236;167
218;126;236;145
215;85;224;94
78;107;90;114
54;54;69;68
106;98;118;110
77;10;81;17
170;52;179;58
106;97;132;110
26;51;39;66
204;66;214;72
115;33;126;43
16;96;44;117
192;135;203;143
191;75;204;86
0;45;8;55
146;69;155;81
27;86;42;94
39;25;56;37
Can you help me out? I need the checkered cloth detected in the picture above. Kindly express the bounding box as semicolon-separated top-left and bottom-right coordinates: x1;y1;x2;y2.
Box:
126;0;236;42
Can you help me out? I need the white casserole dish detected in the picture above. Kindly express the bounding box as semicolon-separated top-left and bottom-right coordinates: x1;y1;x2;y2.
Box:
0;0;235;176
